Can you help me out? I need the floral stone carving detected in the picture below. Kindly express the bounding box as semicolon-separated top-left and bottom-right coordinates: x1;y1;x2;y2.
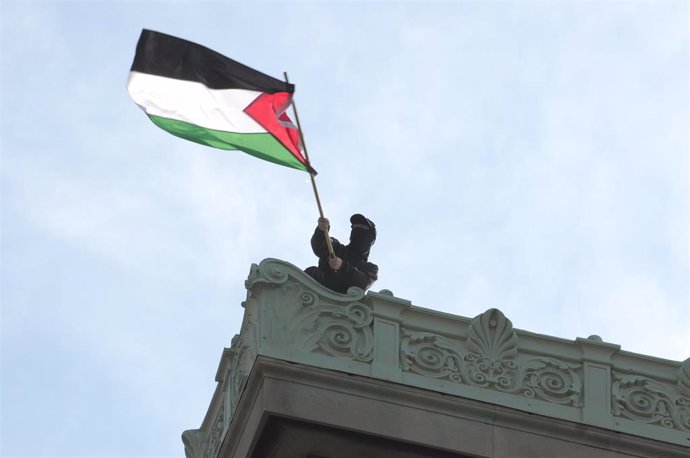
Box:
270;283;374;361
247;259;373;362
401;308;582;406
613;373;690;432
401;333;464;382
464;308;519;389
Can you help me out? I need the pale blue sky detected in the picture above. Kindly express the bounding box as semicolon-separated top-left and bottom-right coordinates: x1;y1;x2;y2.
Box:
2;1;688;456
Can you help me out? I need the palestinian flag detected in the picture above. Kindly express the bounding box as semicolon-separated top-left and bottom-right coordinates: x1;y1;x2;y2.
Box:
127;29;313;174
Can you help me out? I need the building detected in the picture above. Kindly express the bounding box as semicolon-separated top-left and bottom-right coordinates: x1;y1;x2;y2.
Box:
183;258;690;457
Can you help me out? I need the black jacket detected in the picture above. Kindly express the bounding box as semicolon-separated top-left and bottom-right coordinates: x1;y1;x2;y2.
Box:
310;227;379;294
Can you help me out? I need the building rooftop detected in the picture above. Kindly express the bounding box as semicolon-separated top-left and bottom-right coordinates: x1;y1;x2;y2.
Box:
183;258;690;457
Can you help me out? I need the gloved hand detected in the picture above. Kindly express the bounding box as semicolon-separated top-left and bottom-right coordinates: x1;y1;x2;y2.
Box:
328;256;343;271
318;217;330;231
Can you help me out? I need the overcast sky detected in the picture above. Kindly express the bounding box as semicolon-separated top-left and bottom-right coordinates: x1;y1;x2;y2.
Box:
2;1;688;456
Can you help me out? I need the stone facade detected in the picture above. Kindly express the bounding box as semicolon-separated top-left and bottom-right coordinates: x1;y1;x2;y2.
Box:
183;258;690;457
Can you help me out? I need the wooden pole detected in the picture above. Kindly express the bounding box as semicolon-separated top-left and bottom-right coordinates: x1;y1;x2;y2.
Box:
284;72;335;258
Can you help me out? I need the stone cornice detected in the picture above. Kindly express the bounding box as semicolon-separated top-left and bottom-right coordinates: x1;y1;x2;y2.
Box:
222;357;690;458
183;258;690;457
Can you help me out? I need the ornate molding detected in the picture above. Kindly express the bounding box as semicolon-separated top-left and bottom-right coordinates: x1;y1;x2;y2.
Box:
677;358;690;398
465;308;518;389
181;429;205;458
613;373;690;432
521;357;582;406
222;291;260;419
244;259;374;362
246;258;366;301
401;332;464;382
185;258;690;454
312;301;374;361
207;402;225;458
270;283;374;362
401;308;583;406
245;259;291;288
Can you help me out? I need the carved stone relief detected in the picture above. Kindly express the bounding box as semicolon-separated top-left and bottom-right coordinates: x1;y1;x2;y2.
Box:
613;373;690;432
247;259;374;362
401;308;582;406
401;333;464;382
677;358;690;397
271;283;374;362
219;293;260;424
206;402;225;458
521;357;582;406
464;308;519;389
186;259;690;455
181;428;205;458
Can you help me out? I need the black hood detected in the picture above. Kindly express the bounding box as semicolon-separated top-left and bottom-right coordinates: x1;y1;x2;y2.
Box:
349;214;376;260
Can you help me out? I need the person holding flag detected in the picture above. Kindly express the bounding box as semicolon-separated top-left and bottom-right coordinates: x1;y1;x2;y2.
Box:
305;214;378;294
127;29;379;293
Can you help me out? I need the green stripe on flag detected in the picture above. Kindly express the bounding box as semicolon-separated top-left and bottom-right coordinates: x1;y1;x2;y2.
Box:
148;115;308;172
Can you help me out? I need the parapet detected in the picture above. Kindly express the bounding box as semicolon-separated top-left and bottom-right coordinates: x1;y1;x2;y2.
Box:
183;258;690;457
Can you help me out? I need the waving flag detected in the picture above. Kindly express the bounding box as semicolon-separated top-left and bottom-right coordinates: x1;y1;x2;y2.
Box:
127;29;313;173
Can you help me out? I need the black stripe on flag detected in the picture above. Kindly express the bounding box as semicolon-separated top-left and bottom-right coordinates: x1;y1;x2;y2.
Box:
130;29;294;93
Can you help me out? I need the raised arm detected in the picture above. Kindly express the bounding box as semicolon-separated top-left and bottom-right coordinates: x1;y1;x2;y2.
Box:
310;217;342;258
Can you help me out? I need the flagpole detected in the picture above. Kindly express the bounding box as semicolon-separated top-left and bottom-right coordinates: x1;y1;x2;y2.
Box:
284;72;335;258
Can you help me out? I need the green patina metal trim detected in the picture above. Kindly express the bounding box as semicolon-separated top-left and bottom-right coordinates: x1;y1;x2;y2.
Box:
185;258;690;458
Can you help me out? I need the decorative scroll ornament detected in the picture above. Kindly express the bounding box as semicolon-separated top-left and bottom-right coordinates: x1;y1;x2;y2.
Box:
399;308;583;407
676;399;690;431
224;295;259;419
264;281;374;362
613;373;690;431
316;301;374;360
245;259;290;289
226;337;248;417
296;297;374;361
401;332;463;382
246;258;372;361
521;357;583;406
245;258;366;301
181;429;206;458
207;402;225;458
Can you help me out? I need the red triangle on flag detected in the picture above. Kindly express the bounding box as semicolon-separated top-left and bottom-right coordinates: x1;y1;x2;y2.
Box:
244;92;307;167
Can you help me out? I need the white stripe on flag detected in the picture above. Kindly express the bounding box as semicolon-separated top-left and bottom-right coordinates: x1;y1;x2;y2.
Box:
127;71;266;133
